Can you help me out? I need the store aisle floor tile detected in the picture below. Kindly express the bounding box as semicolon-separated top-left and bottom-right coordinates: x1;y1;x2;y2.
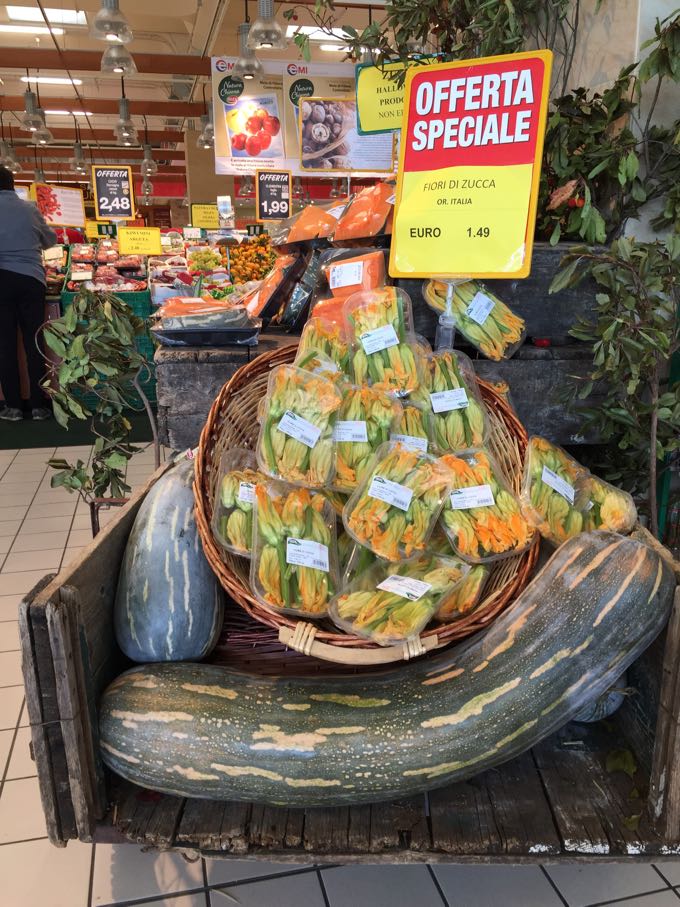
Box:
545;863;668;906
91;844;205;905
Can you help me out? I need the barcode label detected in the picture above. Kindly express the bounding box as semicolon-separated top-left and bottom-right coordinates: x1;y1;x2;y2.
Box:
367;475;413;512
238;482;256;503
329;260;363;290
450;484;495;510
286;538;329;572
360;324;399;355
430;388;469;413
541;466;575;504
465;291;495;326
390;433;428;452
277;410;322;449
333;420;368;443
377;575;431;601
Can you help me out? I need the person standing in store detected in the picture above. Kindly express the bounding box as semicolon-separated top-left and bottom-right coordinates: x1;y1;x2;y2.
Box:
0;165;56;421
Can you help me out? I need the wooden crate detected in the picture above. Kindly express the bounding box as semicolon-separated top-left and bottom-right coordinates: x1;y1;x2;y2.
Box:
19;465;680;860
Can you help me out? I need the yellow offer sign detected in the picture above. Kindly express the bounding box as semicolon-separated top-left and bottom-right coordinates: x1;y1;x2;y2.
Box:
118;226;162;256
191;203;219;229
355;62;406;134
390;50;552;280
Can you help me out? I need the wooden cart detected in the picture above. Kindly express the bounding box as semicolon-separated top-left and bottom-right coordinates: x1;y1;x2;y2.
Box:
19;464;680;861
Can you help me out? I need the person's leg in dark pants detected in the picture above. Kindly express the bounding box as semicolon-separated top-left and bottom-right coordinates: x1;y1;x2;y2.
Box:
13;273;50;411
0;269;22;413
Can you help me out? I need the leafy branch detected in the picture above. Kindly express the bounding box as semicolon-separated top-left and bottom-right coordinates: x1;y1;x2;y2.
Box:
41;289;159;506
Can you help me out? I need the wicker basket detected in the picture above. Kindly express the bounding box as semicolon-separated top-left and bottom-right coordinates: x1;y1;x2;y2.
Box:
195;343;539;664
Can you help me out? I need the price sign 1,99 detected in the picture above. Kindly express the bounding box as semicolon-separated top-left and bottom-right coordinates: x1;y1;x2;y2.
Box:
256;169;291;222
92;166;135;221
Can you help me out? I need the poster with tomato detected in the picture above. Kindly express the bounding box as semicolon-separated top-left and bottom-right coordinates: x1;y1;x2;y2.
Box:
32;182;86;228
224;95;283;161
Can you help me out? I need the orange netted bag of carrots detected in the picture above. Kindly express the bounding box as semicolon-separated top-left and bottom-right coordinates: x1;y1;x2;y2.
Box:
332;182;395;242
156;296;233;318
310;293;353;327
322;250;386;298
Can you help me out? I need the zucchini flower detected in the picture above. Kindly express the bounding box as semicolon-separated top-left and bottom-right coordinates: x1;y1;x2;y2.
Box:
226;509;251;553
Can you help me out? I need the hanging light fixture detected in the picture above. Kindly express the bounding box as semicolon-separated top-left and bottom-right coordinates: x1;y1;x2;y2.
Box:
141;177;153;198
35;166;46;183
141;145;158;177
90;0;133;44
68;118;88;174
292;176;304;199
33;109;53;146
114;77;138;146
100;43;137;74
247;0;286;50
21;86;43;133
329;178;342;198
3;124;22;174
233;5;263;83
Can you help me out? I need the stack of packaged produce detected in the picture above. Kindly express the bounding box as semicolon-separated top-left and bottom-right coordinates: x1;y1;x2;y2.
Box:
65;238;147;293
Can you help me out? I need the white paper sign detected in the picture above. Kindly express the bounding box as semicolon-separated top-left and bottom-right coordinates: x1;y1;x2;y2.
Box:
390;433;428;452
377;575;432;601
368;475;413;512
44;246;64;263
286;538;329;572
71;269;92;281
450;484;495;510
541;466;575;504
330;260;363;290
360;324;399;355
333;420;369;443
430;388;469;413
238;481;256;504
465;291;495;325
277;410;322;448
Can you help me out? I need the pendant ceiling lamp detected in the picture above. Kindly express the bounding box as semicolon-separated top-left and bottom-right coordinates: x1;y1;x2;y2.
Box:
1;123;23;174
70;143;87;174
35;166;46;183
114;79;138;146
21;87;43;132
101;44;137;74
91;0;133;44
33;109;53;146
141;177;153;197
233;13;263;82
247;0;286;50
141;144;158;177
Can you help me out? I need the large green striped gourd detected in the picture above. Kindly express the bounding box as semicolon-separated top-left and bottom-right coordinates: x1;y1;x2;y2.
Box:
113;460;224;663
101;532;674;805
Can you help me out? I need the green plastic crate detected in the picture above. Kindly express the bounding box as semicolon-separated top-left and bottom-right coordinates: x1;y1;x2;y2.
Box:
58;290;156;409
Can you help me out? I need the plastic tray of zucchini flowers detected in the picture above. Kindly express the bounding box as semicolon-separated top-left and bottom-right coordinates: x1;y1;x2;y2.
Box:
196;284;624;666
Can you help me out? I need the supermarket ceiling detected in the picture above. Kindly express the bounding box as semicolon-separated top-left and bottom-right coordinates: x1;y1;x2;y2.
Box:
0;0;378;180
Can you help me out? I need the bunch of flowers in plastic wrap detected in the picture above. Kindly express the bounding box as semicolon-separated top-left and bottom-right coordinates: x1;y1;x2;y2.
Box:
211;449;261;557
520;437;590;545
334;386;402;492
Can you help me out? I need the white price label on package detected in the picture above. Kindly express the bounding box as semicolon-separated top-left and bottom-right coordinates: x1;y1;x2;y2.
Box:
390;433;428;452
541;466;575;504
430;387;469;413
367;475;413;512
44;246;64;262
333;420;369;443
327;205;346;219
238;482;256;504
450;484;495;510
329;260;364;290
377;575;432;601
277;411;322;449
286;538;329;572
465;291;495;325
360;324;399;355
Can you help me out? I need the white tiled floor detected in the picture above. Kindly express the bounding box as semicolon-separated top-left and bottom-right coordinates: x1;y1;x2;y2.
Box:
1;443;680;906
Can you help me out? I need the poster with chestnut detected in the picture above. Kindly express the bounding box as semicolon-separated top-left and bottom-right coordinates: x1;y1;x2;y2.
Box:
298;98;394;173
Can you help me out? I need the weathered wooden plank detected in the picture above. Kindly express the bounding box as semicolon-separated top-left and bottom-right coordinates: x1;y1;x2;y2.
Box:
114;783;185;848
249;805;292;849
533;724;664;856
19;576;73;847
283;810;305;849
46;596;98;841
648;589;680;839
369;797;430;853
303;807;350;853
429;751;561;856
174;798;232;851
347;805;372;853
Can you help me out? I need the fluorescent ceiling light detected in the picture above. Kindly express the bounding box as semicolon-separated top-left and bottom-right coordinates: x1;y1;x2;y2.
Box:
0;24;65;34
21;76;83;86
6;6;87;25
285;25;347;42
320;44;350;52
45;110;94;116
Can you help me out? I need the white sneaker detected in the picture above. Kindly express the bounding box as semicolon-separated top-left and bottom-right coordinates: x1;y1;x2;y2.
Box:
0;407;23;422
